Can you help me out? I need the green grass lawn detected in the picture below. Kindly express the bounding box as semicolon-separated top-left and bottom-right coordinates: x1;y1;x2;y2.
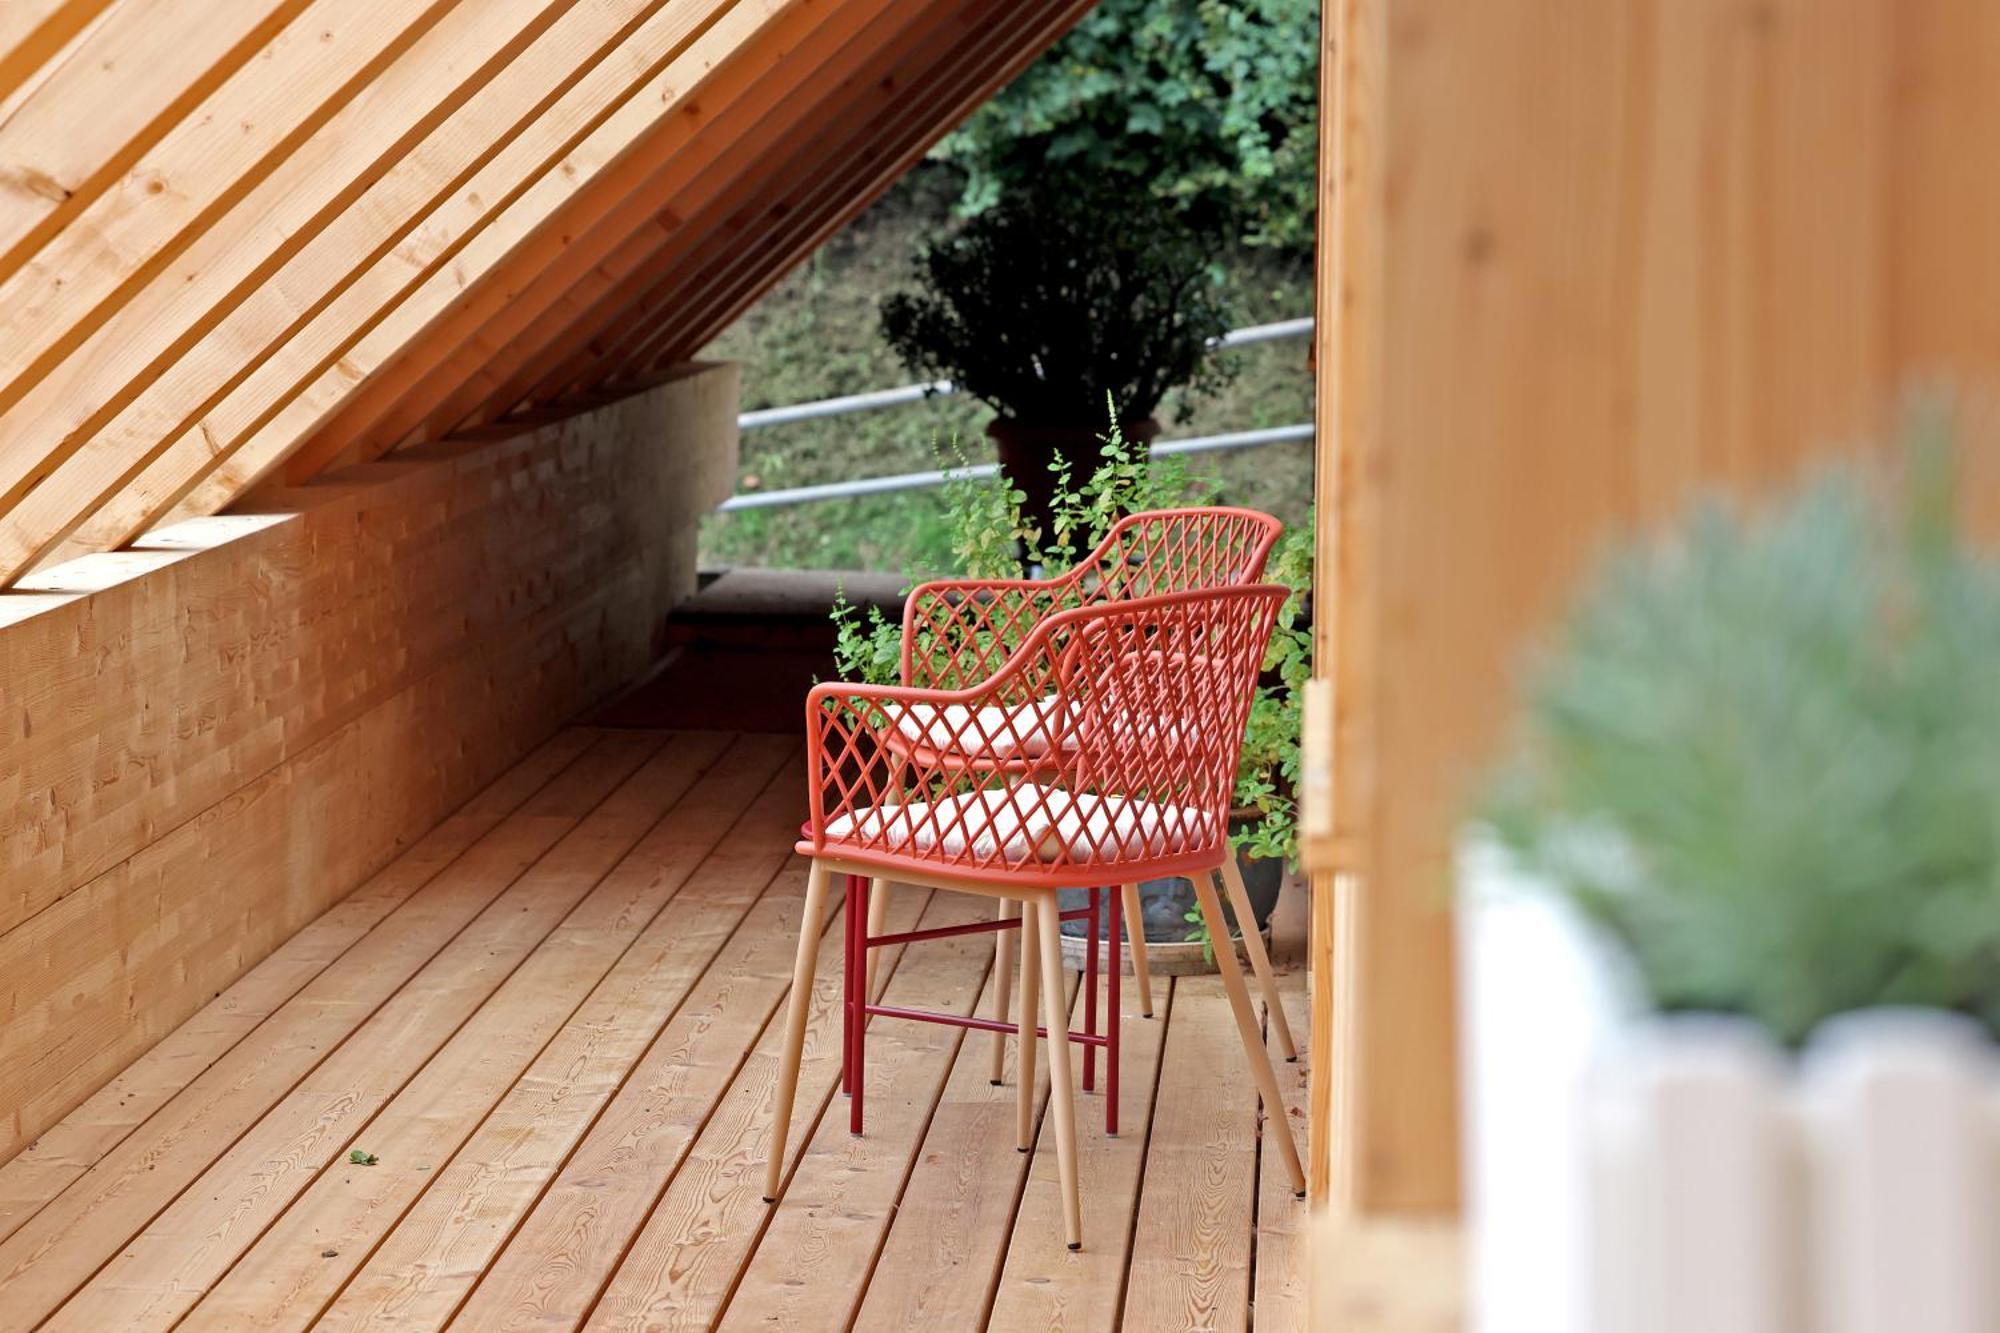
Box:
696;169;1316;578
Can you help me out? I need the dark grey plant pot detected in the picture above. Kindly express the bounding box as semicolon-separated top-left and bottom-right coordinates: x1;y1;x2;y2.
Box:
1058;821;1285;951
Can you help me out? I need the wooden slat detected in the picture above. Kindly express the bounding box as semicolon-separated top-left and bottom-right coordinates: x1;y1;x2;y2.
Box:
0;732;675;1332
855;970;1080;1332
134;0;801;523
0;1;305;273
265;0;912;490
183;734;798;1330
8;0;736;578
583;890;965;1332
535;0;1094;414
0;726;596;1246
0;0;118;107
1255;983;1314;1332
450;879;932;1330
440;0;1081;437
36;734;707;1332
322;826;828;1329
0;0;465;433
717;893;993;1331
1118;978;1259;1333
985;969;1171;1333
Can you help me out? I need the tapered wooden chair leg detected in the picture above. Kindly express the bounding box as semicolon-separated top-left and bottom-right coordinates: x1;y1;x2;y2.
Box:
1120;882;1155;1018
1192;870;1307;1196
764;859;832;1203
1016;897;1040;1151
992;898;1016;1085
1035;897;1085;1249
1218;859;1297;1060
866;877;890;998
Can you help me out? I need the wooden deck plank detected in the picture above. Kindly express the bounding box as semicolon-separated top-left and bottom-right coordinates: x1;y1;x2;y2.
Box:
716;892;997;1332
32;732;710;1331
987;967;1171;1333
1118;976;1262;1333
183;735;799;1329
580;890;984;1333
0;726;596;1243
452;877;931;1331
0;731;665;1331
851;968;1080;1333
1254;981;1313;1333
325;845;826;1329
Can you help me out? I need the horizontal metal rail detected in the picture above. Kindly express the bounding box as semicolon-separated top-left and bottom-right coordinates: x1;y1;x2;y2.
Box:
735;316;1312;430
715;421;1313;513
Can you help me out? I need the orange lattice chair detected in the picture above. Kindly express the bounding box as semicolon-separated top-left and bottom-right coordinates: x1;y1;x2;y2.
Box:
878;505;1296;1104
762;582;1306;1252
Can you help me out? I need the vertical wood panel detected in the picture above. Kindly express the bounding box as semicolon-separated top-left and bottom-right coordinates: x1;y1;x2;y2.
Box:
1316;0;1899;1216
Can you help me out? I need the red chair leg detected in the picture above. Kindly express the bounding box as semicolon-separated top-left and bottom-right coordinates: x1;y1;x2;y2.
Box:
842;875;857;1099
850;874;870;1136
1083;888;1100;1093
1107;886;1122;1135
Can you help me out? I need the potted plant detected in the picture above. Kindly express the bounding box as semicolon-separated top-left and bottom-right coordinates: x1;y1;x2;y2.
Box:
831;414;1309;972
878;168;1232;555
1465;420;2000;1331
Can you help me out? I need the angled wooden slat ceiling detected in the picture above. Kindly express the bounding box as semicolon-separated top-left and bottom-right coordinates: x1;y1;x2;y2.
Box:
0;0;1095;584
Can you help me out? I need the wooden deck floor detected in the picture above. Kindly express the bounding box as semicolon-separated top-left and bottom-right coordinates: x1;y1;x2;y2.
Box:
0;728;1312;1332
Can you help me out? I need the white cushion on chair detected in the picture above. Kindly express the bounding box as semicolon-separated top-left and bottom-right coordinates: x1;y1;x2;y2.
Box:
889;698;1071;759
823;783;1214;864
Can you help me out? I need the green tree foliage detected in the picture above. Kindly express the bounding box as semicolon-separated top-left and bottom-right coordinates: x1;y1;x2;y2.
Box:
934;0;1320;252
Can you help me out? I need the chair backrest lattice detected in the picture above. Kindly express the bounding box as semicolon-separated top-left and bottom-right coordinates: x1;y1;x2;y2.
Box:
808;583;1287;884
900;506;1283;692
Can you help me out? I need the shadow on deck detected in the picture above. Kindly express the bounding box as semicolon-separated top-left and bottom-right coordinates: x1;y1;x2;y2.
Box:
0;583;1313;1332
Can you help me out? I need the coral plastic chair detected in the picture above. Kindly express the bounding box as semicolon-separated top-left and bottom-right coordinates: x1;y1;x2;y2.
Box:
763;584;1307;1252
879;505;1296;1095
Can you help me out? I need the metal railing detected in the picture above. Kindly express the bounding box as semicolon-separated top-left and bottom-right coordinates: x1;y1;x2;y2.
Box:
734;316;1312;430
719;316;1313;513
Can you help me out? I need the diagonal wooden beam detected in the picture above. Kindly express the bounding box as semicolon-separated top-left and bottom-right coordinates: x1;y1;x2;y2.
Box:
474;0;1095;432
0;0;119;107
0;0;467;427
19;0;757;575
254;0;920;492
116;0;849;530
426;0;1081;442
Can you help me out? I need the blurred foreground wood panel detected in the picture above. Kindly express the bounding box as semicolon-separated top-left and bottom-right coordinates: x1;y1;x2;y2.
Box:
1311;0;2000;1221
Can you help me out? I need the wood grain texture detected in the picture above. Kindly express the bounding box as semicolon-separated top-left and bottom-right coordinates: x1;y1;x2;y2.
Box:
0;727;595;1246
181;736;792;1331
0;368;737;1168
1118;978;1258;1333
1312;0;1949;1216
1;734;1324;1329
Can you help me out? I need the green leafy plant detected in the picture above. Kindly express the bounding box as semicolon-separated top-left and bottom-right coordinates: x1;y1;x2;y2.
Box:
1231;516;1313;867
348;1149;379;1167
879;171;1233;431
935;0;1320;252
832;407;1219;685
1486;417;2000;1044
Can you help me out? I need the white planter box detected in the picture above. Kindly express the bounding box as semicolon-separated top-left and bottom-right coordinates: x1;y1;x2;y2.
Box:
1458;838;2000;1333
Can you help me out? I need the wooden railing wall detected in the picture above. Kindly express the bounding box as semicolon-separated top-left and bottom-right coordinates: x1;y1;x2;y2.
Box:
0;365;736;1164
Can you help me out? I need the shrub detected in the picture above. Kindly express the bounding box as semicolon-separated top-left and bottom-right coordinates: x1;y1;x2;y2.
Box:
1486;417;2000;1043
878;170;1232;430
935;0;1320;252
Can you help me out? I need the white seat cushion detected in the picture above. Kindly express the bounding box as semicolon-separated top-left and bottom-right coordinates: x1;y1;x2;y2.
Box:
889;698;1071;759
824;783;1215;865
